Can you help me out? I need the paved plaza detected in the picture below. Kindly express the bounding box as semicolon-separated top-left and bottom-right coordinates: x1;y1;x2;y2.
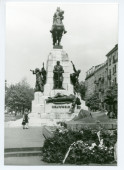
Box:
4;127;44;149
4;156;47;166
4;113;46;165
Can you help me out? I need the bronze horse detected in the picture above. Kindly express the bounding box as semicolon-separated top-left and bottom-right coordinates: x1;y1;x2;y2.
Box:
52;25;64;46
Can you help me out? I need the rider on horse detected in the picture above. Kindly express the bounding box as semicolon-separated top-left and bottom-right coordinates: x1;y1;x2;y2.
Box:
50;7;67;46
50;7;67;34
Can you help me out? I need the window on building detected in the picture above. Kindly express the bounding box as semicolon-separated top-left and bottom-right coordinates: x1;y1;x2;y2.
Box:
113;54;115;63
116;51;118;61
109;57;111;65
109;69;111;75
109;80;111;86
115;77;116;84
114;65;116;73
113;67;114;75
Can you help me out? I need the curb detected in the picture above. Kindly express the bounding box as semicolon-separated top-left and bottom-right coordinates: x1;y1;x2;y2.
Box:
4;147;42;157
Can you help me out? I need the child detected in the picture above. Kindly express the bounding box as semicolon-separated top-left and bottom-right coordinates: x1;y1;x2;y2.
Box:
22;118;25;129
22;109;29;129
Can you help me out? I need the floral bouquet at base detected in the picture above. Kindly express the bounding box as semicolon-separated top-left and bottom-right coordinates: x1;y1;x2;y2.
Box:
64;140;114;164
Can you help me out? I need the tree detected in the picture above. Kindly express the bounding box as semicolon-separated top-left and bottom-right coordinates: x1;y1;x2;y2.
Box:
85;92;100;111
78;81;86;100
104;84;118;117
5;79;34;114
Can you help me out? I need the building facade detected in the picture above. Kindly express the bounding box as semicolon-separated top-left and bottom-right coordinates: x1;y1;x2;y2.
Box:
85;44;118;110
94;62;108;109
85;66;95;98
85;62;107;99
106;44;118;86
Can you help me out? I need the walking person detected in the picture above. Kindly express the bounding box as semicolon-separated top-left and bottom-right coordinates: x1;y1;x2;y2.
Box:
22;109;29;129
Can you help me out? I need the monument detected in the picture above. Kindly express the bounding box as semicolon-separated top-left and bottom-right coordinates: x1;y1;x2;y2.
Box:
31;7;82;121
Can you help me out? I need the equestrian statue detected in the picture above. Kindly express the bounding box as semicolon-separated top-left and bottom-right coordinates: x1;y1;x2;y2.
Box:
50;7;67;46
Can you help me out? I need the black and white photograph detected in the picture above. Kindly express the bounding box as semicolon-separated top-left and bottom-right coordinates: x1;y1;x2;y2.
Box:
1;0;119;167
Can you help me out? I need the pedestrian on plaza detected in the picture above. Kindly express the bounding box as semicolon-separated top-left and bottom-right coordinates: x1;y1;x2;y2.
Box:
22;109;29;129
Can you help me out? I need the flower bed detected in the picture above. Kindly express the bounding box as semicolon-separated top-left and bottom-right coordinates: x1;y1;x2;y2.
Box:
42;127;117;164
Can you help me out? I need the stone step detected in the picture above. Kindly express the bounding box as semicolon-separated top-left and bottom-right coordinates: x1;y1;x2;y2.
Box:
5;147;42;152
5;151;42;157
4;147;42;157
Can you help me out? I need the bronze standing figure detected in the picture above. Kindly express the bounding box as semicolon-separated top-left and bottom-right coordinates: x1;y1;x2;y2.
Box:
53;61;64;89
70;61;81;93
30;68;44;92
41;62;46;85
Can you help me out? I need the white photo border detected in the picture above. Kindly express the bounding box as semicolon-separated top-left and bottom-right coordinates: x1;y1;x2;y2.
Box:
0;0;123;170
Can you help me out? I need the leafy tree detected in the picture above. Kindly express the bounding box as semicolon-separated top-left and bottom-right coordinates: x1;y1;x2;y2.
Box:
5;79;34;114
104;84;118;117
78;81;86;100
85;92;100;111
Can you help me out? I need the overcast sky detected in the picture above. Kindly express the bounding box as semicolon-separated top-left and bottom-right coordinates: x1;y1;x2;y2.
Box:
6;2;118;87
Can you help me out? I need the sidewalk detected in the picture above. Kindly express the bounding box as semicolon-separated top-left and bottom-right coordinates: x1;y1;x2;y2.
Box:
4;156;117;166
4;127;45;149
4;113;61;149
4;156;47;165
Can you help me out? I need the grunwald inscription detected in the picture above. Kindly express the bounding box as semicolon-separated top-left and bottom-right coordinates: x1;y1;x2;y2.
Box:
52;105;71;109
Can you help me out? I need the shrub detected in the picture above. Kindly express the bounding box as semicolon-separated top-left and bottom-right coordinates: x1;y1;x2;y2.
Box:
42;128;117;164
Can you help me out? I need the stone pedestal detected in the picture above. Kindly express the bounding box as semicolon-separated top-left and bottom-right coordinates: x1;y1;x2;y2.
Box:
31;92;45;117
31;48;75;120
44;48;74;96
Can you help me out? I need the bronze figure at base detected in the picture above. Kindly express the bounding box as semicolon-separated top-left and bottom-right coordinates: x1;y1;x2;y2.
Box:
46;93;75;104
70;61;81;93
30;63;46;92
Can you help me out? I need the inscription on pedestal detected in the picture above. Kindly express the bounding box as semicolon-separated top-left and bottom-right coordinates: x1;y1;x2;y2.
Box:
52;105;71;109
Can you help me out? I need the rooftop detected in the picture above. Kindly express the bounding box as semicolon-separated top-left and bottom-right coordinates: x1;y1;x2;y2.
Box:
106;44;118;57
85;62;107;80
